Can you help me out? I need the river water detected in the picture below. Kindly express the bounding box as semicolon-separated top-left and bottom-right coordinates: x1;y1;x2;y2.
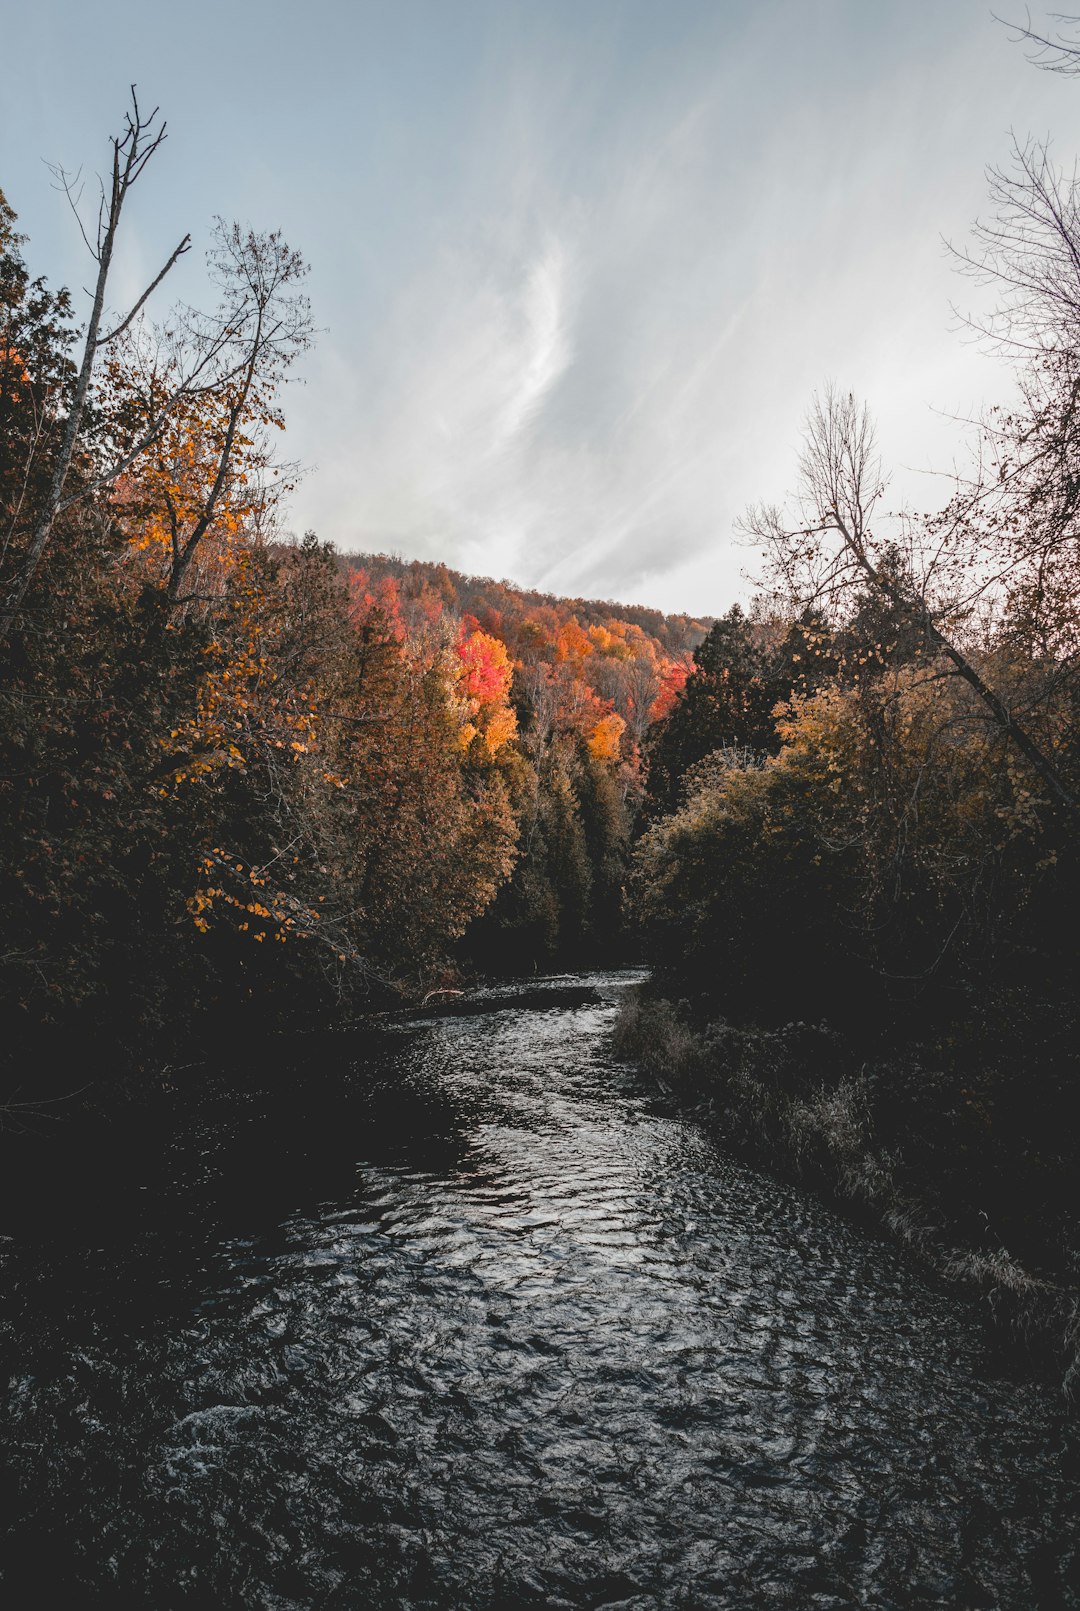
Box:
0;972;1076;1608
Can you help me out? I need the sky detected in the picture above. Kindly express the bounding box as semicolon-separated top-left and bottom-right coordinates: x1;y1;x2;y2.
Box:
1;0;1078;615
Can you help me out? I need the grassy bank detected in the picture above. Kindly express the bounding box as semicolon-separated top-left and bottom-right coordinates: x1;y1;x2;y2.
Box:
613;987;1080;1398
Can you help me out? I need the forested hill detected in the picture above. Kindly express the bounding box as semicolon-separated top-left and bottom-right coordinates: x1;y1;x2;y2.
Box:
326;552;718;975
338;550;714;756
340;553;712;661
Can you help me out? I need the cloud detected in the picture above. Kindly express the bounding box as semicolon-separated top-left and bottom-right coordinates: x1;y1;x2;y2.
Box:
296;224;575;578
279;0;1080;615
300;89;758;605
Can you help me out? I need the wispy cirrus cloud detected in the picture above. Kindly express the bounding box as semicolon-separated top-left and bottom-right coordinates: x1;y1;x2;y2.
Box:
302;226;577;575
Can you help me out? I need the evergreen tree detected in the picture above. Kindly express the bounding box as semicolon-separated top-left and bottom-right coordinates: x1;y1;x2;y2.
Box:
644;606;774;817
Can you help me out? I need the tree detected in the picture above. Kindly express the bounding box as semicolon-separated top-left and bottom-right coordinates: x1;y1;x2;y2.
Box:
109;224;310;614
643;605;776;817
337;585;519;978
0;93;189;640
740;48;1080;824
742;385;1080;817
0;190;78;545
0;91;311;642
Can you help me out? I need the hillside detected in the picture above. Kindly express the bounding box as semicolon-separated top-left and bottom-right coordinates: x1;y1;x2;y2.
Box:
340;552;714;744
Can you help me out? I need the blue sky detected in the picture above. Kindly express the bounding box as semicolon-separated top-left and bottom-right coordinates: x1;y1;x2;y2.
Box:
2;1;1078;613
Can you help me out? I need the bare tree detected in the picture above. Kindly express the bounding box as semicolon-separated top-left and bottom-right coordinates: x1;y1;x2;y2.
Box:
740;20;1080;826
949;135;1080;356
0;90;189;642
112;221;312;610
742;385;1079;816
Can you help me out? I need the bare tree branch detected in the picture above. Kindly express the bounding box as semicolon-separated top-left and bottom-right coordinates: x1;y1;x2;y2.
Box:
97;233;192;346
995;8;1080;73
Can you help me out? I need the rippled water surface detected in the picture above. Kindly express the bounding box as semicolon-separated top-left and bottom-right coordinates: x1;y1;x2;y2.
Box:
1;973;1077;1608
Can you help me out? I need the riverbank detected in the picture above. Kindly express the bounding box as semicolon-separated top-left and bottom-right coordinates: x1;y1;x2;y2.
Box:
0;975;608;1129
613;986;1080;1399
0;977;613;1248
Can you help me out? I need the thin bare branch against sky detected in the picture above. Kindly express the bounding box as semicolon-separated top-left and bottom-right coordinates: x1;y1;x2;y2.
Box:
2;0;1079;613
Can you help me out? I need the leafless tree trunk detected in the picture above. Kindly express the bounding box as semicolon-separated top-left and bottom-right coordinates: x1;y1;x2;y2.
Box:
0;90;190;643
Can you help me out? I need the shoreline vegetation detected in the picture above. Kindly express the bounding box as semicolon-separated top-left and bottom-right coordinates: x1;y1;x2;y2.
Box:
614;987;1080;1397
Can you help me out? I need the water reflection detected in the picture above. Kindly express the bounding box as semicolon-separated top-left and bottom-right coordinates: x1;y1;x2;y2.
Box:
1;975;1076;1608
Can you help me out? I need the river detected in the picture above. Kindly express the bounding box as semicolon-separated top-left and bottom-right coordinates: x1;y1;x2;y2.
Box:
0;971;1076;1608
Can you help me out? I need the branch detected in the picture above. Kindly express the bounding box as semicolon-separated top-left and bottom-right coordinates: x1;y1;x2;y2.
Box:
995;8;1080;73
97;234;192;346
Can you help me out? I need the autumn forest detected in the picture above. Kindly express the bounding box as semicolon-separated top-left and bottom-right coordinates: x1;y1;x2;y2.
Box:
2;82;1080;1382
